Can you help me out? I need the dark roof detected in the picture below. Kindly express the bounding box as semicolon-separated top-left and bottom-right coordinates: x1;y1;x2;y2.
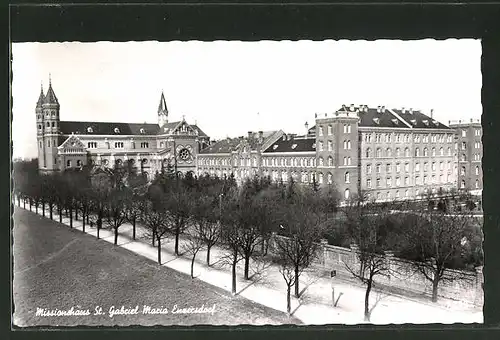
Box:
391;109;450;129
158;121;209;137
199;131;280;155
263;136;315;153
43;83;59;106
59;120;208;137
158;92;168;114
60;121;161;135
309;105;450;131
36;86;45;108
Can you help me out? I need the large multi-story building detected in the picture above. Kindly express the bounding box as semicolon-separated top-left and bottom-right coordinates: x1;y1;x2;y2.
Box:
197;104;459;201
449;119;483;195
34;85;481;202
35;80;209;179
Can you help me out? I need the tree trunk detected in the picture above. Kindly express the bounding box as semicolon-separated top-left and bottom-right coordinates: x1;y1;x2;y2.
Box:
364;280;372;322
244;254;250;280
59;208;63;223
75;208;78;220
42;201;45;217
175;227;180;256
82;210;86;228
35;203;38;214
23;198;26;209
132;218;136;240
191;253;196;279
231;250;237;295
287;285;292;315
206;245;211;266
29;199;32;211
432;275;440;303
69;207;73;228
17;196;20;207
49;205;53;220
152;230;156;246
114;226;118;245
294;266;300;298
157;237;161;265
86;214;89;225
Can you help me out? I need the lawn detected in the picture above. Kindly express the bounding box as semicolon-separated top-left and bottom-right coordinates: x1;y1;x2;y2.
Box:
13;208;301;327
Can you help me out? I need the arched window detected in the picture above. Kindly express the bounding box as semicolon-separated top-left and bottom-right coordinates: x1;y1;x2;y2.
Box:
46;122;50;127
415;148;420;157
344;189;350;200
366;148;372;158
395;148;400;157
386;148;392;157
475;165;479;175
328;156;333;167
461;180;466;189
319;157;324;166
461;154;466;162
87;127;93;133
76;160;82;167
447;147;452;156
423;148;428;157
327;172;333;184
405;148;410;157
475;179;479;188
318;173;324;184
347;141;351;149
66;160;72;167
439;147;444;156
432;147;436;157
47;140;51;147
376;148;382;158
344;172;350;183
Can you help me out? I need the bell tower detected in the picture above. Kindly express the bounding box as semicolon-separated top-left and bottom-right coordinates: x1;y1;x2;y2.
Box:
36;82;45;170
40;75;61;172
158;91;169;127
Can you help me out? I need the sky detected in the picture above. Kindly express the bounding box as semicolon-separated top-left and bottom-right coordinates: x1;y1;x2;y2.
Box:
11;39;481;160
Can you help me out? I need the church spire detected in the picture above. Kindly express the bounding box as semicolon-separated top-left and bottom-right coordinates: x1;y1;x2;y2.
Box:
36;81;45;108
44;74;59;106
158;91;168;115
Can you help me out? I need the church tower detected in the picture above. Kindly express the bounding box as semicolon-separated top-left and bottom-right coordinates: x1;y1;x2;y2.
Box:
39;76;61;172
36;83;46;170
158;91;169;127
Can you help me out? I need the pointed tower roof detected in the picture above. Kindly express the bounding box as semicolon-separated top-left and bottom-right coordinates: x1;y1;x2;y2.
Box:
36;82;45;108
43;75;59;106
157;91;168;115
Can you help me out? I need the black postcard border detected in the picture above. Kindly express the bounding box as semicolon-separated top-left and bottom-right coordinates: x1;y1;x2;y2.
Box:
4;1;500;340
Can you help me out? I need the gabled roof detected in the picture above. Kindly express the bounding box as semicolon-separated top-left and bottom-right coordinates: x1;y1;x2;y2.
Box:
391;108;450;129
263;136;316;153
158;120;208;137
199;130;281;155
58;134;86;150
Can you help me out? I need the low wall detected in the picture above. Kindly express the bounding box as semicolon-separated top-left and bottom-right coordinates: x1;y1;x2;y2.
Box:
269;233;483;306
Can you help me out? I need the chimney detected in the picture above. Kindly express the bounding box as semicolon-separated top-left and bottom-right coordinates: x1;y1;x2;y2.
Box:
409;108;413;114
248;131;253;139
258;131;263;143
382;105;386;112
350;104;355;112
282;135;286;141
377;106;381;113
342;104;346;110
470;118;473;123
430;109;434;119
402;107;406;113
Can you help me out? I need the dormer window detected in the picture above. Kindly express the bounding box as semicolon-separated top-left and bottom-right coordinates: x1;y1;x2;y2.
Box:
422;120;429;126
87;127;93;133
114;127;120;133
373;118;380;125
273;145;279;150
140;128;145;134
391;119;399;125
432;120;439;126
291;144;297;150
312;143;316;149
410;119;417;125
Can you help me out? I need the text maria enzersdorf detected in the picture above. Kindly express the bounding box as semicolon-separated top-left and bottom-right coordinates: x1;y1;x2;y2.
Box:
35;304;217;318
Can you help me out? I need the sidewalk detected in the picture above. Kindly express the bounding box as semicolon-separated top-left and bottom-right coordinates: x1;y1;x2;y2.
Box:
21;205;483;325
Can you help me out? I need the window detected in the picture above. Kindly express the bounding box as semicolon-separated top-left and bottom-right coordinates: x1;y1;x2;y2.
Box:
51;122;55;128
38;124;41;130
376;148;382;158
423;148;428;157
461;154;466;162
475;179;479;188
439;174;444;183
376;178;381;188
455;142;458;150
405;163;409;172
415;163;420;172
47;140;50;147
114;142;124;148
327;173;333;184
160;141;164;148
462;130;467;137
432;162;436;171
386;177;392;187
396;134;401;143
46;122;50;127
431;147;436;157
424;162;428;172
328;140;333;151
376;164;381;174
66;160;72;167
366;148;372;158
475;129;481;136
345;172;350;183
396;177;401;186
348;125;351;133
319;141;324;151
87;127;93;133
447;147;452;156
386;163;391;173
395;191;400;199
475;166;479;175
367;178;372;188
140;128;145;134
414;134;420;143
386;148;392;157
377;192;381;200
404;148;410;157
404;177;409;186
423;175;428;184
319;126;323;136
439;147;444;156
76;160;82;167
39;141;42;148
319;157;324;166
415;148;420;157
328;125;333;135
416;176;420;185
396;163;401;173
461;166;466;176
114;127;120;134
462;142;467;150
343;124;348;133
318;173;324;184
344;189;350;200
140;142;149;148
367;164;372;174
431;134;437;143
461;180;466;189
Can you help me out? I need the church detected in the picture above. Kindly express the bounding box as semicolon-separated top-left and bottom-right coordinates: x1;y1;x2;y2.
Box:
35;79;210;179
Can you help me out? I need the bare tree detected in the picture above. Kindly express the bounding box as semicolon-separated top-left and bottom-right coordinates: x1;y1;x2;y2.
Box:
191;195;220;266
273;246;298;316
141;201;170;265
105;188;130;245
182;228;205;278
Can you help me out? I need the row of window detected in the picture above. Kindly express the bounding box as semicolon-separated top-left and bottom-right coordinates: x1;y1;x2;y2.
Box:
363;133;454;144
461;129;482;137
459;165;481;176
317;124;352;136
37;121;57;130
366;174;454;189
83;141;152;149
365;146;454;158
366;161;455;175
37;112;57;120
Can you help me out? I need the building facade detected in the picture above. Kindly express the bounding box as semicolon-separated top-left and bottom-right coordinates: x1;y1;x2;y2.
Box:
449;119;483;195
35;81;210;179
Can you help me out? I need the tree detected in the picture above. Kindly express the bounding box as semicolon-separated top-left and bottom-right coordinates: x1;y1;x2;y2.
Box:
398;210;482;302
90;167;113;239
191;195;220;266
142;201;169;265
182;228;205;278
274;186;325;298
105;188;130;245
343;200;394;321
40;175;58;220
273;240;299;315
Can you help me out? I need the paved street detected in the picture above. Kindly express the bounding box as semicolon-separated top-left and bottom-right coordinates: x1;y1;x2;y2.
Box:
13;207;299;327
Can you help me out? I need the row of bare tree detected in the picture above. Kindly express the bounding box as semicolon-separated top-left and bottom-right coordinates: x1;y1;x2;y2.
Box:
13;159;483;320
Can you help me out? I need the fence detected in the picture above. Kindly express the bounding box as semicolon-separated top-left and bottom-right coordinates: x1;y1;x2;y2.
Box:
269;233;483;306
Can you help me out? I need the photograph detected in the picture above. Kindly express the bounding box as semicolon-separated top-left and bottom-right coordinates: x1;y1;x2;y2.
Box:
11;39;483;327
